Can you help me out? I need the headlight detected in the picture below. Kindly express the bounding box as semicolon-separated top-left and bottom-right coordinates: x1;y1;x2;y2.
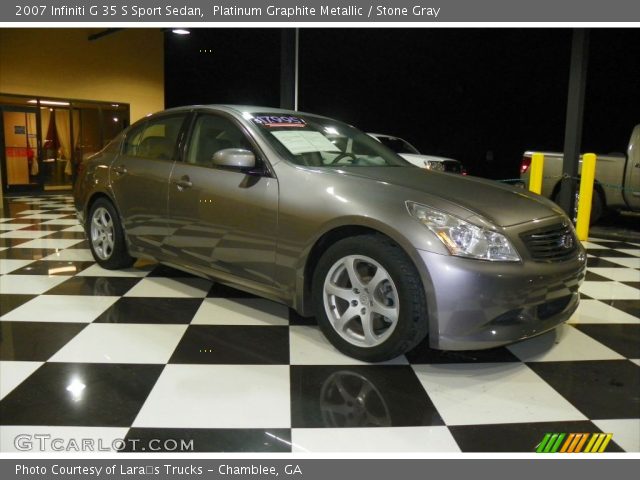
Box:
424;160;445;171
406;202;521;262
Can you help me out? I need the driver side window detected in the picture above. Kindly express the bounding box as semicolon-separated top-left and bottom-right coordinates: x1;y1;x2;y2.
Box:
187;114;252;167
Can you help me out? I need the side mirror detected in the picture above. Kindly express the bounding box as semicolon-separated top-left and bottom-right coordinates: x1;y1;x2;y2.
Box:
212;148;256;170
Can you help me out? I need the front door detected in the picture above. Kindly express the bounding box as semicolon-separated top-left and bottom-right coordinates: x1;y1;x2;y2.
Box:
110;113;187;255
1;107;40;192
167;112;278;286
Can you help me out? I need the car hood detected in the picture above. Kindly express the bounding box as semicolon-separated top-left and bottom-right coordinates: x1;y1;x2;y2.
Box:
318;167;564;228
399;153;458;165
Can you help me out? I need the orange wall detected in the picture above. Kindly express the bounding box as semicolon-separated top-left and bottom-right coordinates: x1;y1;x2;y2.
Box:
0;28;164;122
0;28;164;200
3;111;28;147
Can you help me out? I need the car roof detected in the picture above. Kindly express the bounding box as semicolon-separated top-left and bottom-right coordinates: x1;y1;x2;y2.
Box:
134;105;358;133
156;104;330;119
368;133;403;141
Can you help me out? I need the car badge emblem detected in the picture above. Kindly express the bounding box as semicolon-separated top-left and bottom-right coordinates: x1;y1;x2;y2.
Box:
560;234;574;249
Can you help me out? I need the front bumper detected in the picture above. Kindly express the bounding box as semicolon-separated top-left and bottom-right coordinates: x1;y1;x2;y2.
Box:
417;246;587;350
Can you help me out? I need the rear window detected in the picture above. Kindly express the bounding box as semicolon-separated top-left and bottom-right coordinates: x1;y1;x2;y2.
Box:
123;115;186;160
101;132;124;155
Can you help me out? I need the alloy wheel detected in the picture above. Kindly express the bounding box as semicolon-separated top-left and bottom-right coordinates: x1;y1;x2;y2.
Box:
322;255;400;348
90;206;115;260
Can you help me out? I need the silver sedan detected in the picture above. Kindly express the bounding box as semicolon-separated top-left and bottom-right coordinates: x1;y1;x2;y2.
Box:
74;105;586;362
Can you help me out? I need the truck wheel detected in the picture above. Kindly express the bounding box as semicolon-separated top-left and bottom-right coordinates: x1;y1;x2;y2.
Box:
590;191;604;224
553;189;604;225
88;198;135;270
573;190;604;224
312;234;428;362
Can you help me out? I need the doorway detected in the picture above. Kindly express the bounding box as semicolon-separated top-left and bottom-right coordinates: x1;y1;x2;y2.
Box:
0;106;40;192
0;94;130;194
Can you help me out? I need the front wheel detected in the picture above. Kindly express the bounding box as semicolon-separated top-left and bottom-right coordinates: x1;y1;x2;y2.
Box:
312;235;428;362
88;198;135;269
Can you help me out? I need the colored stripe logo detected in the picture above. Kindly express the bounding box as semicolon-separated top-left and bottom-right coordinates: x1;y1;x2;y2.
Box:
536;433;613;453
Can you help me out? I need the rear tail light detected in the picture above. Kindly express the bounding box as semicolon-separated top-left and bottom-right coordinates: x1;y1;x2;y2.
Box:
520;155;532;174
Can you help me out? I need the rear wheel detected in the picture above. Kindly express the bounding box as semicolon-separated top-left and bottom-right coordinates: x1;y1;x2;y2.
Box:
312;235;428;362
552;188;604;224
88;198;135;269
589;190;604;224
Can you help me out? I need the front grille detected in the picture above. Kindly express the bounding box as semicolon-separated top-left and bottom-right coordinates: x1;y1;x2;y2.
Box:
521;223;578;262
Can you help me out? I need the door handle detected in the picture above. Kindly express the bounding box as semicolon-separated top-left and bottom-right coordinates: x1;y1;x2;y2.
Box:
113;165;127;175
173;176;193;190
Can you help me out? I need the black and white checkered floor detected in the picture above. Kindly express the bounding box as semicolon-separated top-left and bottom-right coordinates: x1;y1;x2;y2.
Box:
0;194;638;453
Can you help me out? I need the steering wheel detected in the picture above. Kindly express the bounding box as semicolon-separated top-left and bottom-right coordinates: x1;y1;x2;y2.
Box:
330;152;358;164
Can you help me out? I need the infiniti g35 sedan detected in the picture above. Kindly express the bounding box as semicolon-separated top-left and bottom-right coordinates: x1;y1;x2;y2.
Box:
74;105;587;362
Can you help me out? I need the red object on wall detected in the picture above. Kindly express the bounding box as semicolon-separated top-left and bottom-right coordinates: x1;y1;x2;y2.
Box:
5;147;30;157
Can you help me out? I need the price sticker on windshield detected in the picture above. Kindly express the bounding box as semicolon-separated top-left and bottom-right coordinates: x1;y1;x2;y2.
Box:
271;131;340;154
253;115;306;128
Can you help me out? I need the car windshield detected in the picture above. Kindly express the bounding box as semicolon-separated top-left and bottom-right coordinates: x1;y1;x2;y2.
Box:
249;113;411;167
375;136;420;155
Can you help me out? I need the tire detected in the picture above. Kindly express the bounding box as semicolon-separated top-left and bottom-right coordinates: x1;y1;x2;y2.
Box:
590;190;604;224
312;234;428;362
87;197;135;269
552;188;604;225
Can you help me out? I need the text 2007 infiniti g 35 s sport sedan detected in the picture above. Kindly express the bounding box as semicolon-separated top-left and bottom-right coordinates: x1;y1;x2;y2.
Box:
74;105;587;362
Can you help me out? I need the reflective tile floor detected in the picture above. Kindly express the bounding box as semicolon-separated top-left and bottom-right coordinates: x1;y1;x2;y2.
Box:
0;195;639;453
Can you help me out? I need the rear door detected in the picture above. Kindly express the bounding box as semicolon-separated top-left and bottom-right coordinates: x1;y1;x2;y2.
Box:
166;111;279;286
110;113;188;256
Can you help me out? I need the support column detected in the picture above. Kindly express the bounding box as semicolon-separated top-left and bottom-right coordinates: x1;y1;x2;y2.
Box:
557;28;590;218
280;28;299;111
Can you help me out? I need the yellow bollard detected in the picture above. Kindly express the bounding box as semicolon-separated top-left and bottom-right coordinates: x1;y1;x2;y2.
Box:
575;153;597;241
529;153;544;194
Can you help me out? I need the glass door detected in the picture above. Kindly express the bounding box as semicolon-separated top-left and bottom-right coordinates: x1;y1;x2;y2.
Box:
1;106;41;192
0;94;130;193
40;106;73;191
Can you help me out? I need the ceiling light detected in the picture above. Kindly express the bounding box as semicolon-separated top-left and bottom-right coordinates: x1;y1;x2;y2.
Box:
172;29;190;35
27;99;70;106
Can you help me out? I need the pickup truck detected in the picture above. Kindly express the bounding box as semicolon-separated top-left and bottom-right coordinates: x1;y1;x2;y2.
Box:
520;124;640;222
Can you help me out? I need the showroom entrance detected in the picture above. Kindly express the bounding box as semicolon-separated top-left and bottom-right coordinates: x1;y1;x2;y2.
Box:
0;93;130;194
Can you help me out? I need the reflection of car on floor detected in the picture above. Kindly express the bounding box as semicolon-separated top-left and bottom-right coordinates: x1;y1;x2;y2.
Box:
74;105;586;362
368;132;466;174
320;370;391;427
520;124;640;223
